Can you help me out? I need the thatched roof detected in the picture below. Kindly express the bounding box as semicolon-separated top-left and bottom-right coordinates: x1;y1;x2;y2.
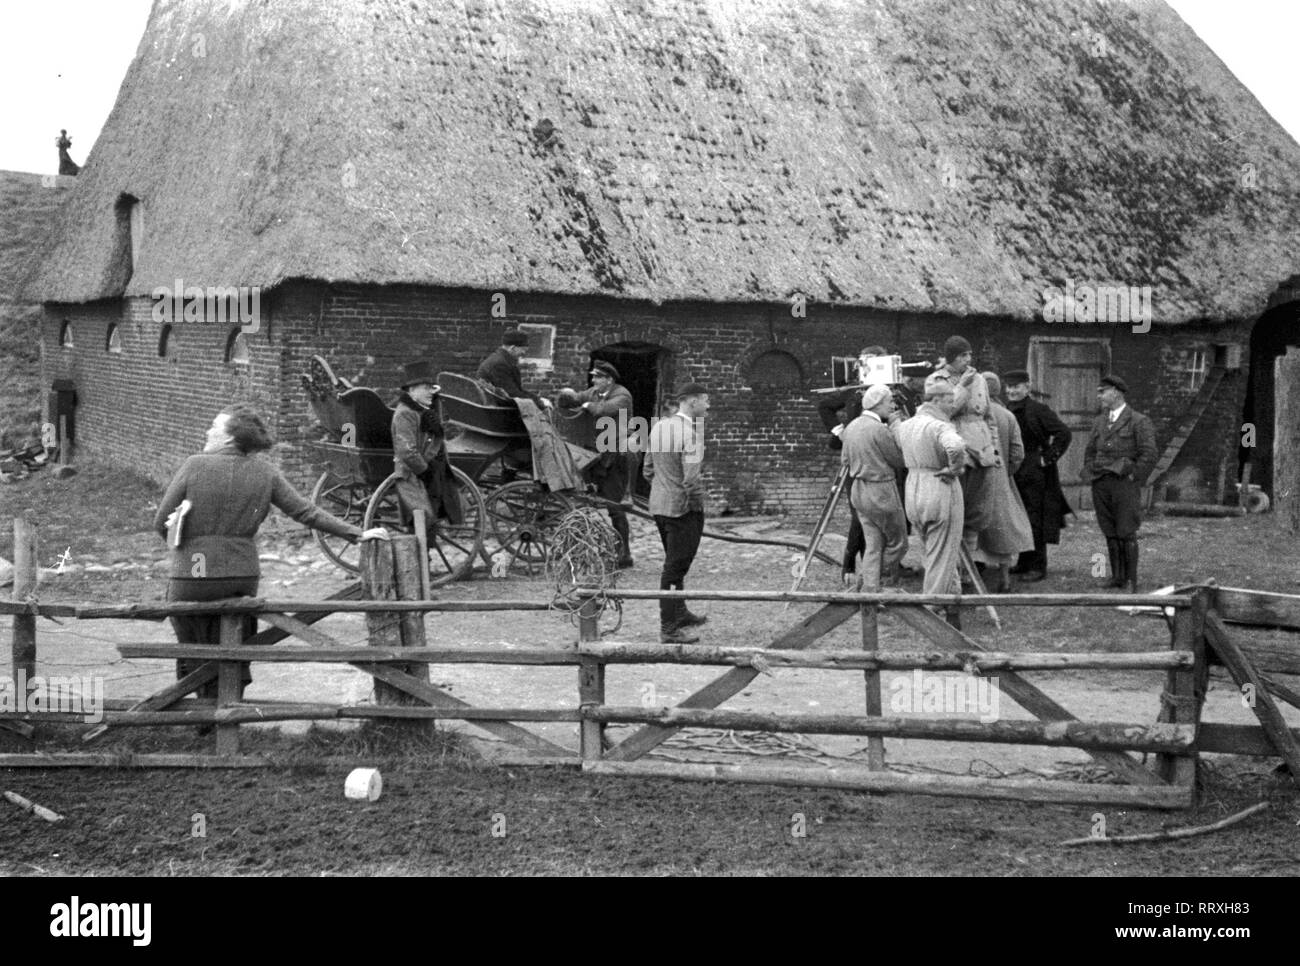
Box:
25;0;1300;323
0;170;74;302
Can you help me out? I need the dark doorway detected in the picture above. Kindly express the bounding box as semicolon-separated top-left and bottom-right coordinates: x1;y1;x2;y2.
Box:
590;342;670;497
1241;302;1300;496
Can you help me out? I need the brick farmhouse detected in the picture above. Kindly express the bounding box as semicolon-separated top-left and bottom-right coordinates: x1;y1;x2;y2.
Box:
25;0;1300;518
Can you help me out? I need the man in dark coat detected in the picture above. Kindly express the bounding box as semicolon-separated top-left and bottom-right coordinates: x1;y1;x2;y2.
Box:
1003;370;1072;581
1083;374;1158;593
392;360;462;528
476;332;552;409
558;360;636;568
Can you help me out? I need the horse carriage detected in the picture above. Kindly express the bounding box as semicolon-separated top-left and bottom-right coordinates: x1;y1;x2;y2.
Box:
302;356;600;588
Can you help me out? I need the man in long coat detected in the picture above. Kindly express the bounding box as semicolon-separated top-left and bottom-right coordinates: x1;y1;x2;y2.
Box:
896;374;967;625
840;385;907;590
1002;370;1072;581
392;361;462;528
978;373;1035;592
477;332;552;409
1084;374;1158;592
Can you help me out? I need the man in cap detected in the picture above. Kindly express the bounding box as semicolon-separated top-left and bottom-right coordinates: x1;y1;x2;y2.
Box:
558;360;636;568
896;373;967;626
477;331;552;409
929;336;1001;566
644;383;710;643
1002;369;1072;581
1083;374;1157;592
392;360;463;531
840;384;907;590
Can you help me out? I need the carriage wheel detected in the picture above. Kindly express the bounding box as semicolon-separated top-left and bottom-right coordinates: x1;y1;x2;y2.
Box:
310;471;371;573
362;467;487;589
485;482;573;576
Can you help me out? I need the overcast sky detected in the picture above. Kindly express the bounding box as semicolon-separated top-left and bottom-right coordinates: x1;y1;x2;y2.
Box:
0;0;1296;175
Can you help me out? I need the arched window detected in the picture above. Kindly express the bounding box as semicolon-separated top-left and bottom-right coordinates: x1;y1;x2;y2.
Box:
59;321;74;348
746;349;803;389
225;329;250;365
158;324;175;359
106;323;123;354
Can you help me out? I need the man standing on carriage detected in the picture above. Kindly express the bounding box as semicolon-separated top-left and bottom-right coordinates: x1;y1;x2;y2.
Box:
477;331;552;409
392;361;463;531
557;360;636;569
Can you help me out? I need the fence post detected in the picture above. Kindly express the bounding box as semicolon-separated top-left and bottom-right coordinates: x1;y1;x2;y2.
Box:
214;614;244;755
576;588;605;760
1158;587;1208;793
361;535;430;724
11;516;38;692
860;601;885;770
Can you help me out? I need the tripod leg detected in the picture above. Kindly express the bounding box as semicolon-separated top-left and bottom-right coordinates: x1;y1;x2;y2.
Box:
958;544;1001;630
789;466;850;595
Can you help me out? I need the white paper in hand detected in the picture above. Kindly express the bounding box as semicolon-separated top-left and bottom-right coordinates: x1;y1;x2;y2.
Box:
167;499;193;548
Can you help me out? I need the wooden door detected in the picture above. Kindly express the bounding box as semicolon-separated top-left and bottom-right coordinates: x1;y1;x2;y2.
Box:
1027;337;1110;509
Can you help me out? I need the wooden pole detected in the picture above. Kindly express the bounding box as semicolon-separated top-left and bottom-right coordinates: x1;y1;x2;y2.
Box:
413;508;431;599
1157;588;1207;790
361;535;430;727
860;602;884;770
576;589;606;760
214;614;243;755
584;760;1190;810
11;516;38;691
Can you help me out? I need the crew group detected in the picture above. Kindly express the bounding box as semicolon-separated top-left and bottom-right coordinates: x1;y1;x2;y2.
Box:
823;336;1157;628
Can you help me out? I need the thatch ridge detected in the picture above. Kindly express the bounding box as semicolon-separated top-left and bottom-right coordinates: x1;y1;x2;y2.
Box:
25;0;1300;324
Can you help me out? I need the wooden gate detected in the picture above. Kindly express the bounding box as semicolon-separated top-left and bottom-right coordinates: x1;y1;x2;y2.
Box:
1028;336;1110;509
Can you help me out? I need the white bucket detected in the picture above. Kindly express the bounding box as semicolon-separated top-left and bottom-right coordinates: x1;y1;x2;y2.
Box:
344;767;383;802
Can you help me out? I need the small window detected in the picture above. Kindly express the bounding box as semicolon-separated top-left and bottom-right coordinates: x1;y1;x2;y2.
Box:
106;323;123;354
59;321;74;348
158;324;175;359
225;329;250;365
1187;349;1208;391
516;323;555;371
747;349;803;389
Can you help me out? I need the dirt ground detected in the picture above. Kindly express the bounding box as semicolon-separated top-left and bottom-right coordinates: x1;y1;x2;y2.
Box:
2;462;1299;875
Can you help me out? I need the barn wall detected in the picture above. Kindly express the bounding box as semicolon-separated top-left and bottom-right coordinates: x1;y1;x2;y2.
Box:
40;285;1250;520
41;296;283;482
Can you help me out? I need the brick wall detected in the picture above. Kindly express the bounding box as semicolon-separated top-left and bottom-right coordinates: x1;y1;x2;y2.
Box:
42;283;1252;520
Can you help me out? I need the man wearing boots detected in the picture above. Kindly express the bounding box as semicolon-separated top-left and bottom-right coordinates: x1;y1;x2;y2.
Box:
897;374;967;626
644;383;710;643
1084;375;1157;592
558;361;635;569
1003;370;1072;582
840;385;908;591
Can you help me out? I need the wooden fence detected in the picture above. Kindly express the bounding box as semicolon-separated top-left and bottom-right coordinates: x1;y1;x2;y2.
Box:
5;530;1300;810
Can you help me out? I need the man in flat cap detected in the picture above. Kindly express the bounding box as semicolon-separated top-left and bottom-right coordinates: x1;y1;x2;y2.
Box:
644;383;711;643
1003;370;1072;581
896;373;967;626
558;361;636;568
1084;374;1157;592
840;384;907;590
477;331;552;409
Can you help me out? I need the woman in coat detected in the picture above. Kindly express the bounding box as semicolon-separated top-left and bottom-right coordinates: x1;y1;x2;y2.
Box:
154;404;387;699
392;361;463;529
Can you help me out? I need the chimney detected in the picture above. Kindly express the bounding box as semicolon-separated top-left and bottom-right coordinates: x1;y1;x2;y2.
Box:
56;129;80;176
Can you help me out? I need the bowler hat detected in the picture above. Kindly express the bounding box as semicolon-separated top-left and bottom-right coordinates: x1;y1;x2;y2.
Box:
590;361;620;381
676;382;709;398
503;331;529;347
1002;369;1031;386
1099;374;1129;394
399;360;438;388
